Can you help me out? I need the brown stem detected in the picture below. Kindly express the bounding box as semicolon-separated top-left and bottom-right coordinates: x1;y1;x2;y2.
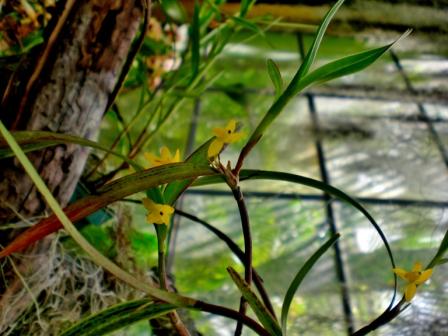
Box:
351;299;405;336
233;136;261;176
193;301;270;336
231;186;252;336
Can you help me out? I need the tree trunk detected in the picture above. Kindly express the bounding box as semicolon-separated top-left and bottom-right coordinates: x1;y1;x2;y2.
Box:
0;0;143;223
0;0;145;332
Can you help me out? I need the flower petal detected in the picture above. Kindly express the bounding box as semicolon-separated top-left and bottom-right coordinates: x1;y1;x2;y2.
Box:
393;268;408;281
147;213;162;224
144;152;158;167
173;149;180;163
213;127;226;138
161;204;174;215
160;146;172;160
161;213;172;225
415;269;432;285
412;262;423;272
224;132;244;143
208;139;224;157
225;120;237;132
405;283;417;302
142;198;157;211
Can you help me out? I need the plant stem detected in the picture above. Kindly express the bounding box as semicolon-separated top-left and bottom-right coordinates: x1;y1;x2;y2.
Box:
351;300;405;336
231;186;253;336
233;137;261;176
156;226;191;336
158;250;168;290
193;301;270;336
174;209;277;320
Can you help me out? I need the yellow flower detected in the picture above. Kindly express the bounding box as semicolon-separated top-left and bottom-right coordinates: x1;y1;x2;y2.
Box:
393;262;433;301
208;120;244;158
144;146;180;167
142;198;174;225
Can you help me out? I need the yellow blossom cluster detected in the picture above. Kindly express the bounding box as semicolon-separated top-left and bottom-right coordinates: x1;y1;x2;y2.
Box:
142;119;243;225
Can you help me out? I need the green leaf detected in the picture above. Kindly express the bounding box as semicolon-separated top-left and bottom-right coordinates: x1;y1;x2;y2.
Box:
267;59;283;97
436;258;448;266
231;16;264;37
243;0;344;146
299;39;402;88
0;131;140;170
240;0;256;17
163;139;213;204
161;0;187;23
21;30;45;53
191;0;201;80
61;300;176;336
428;228;448;268
227;267;282;336
245;28;410;151
207;25;234;58
281;234;340;335
0;161;214;261
203;0;222;21
295;0;345;80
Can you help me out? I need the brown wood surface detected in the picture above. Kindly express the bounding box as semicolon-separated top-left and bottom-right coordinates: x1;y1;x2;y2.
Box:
0;0;145;333
0;0;143;223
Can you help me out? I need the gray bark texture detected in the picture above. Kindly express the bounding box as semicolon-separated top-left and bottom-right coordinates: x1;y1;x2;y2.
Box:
0;0;143;224
0;0;146;333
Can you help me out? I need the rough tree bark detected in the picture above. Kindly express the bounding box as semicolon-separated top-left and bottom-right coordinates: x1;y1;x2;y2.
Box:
0;0;145;331
0;0;143;223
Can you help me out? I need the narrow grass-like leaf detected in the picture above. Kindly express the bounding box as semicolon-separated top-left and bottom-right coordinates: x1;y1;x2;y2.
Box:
428;229;448;268
0;162;214;259
243;0;344;147
244;30;410;157
436;258;448;265
163;139;213;204
190;0;200;79
0;131;140;169
298;31;409;88
240;0;256;17
295;0;345;80
227;267;282;336
248;35;406;145
267;59;283;97
0;120;196;305
281;234;340;335
231;16;265;37
61;300;176;336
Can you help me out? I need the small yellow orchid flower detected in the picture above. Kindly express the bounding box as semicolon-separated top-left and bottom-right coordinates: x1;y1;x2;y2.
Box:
393;262;433;302
144;146;180;167
208;120;244;158
142;198;174;226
